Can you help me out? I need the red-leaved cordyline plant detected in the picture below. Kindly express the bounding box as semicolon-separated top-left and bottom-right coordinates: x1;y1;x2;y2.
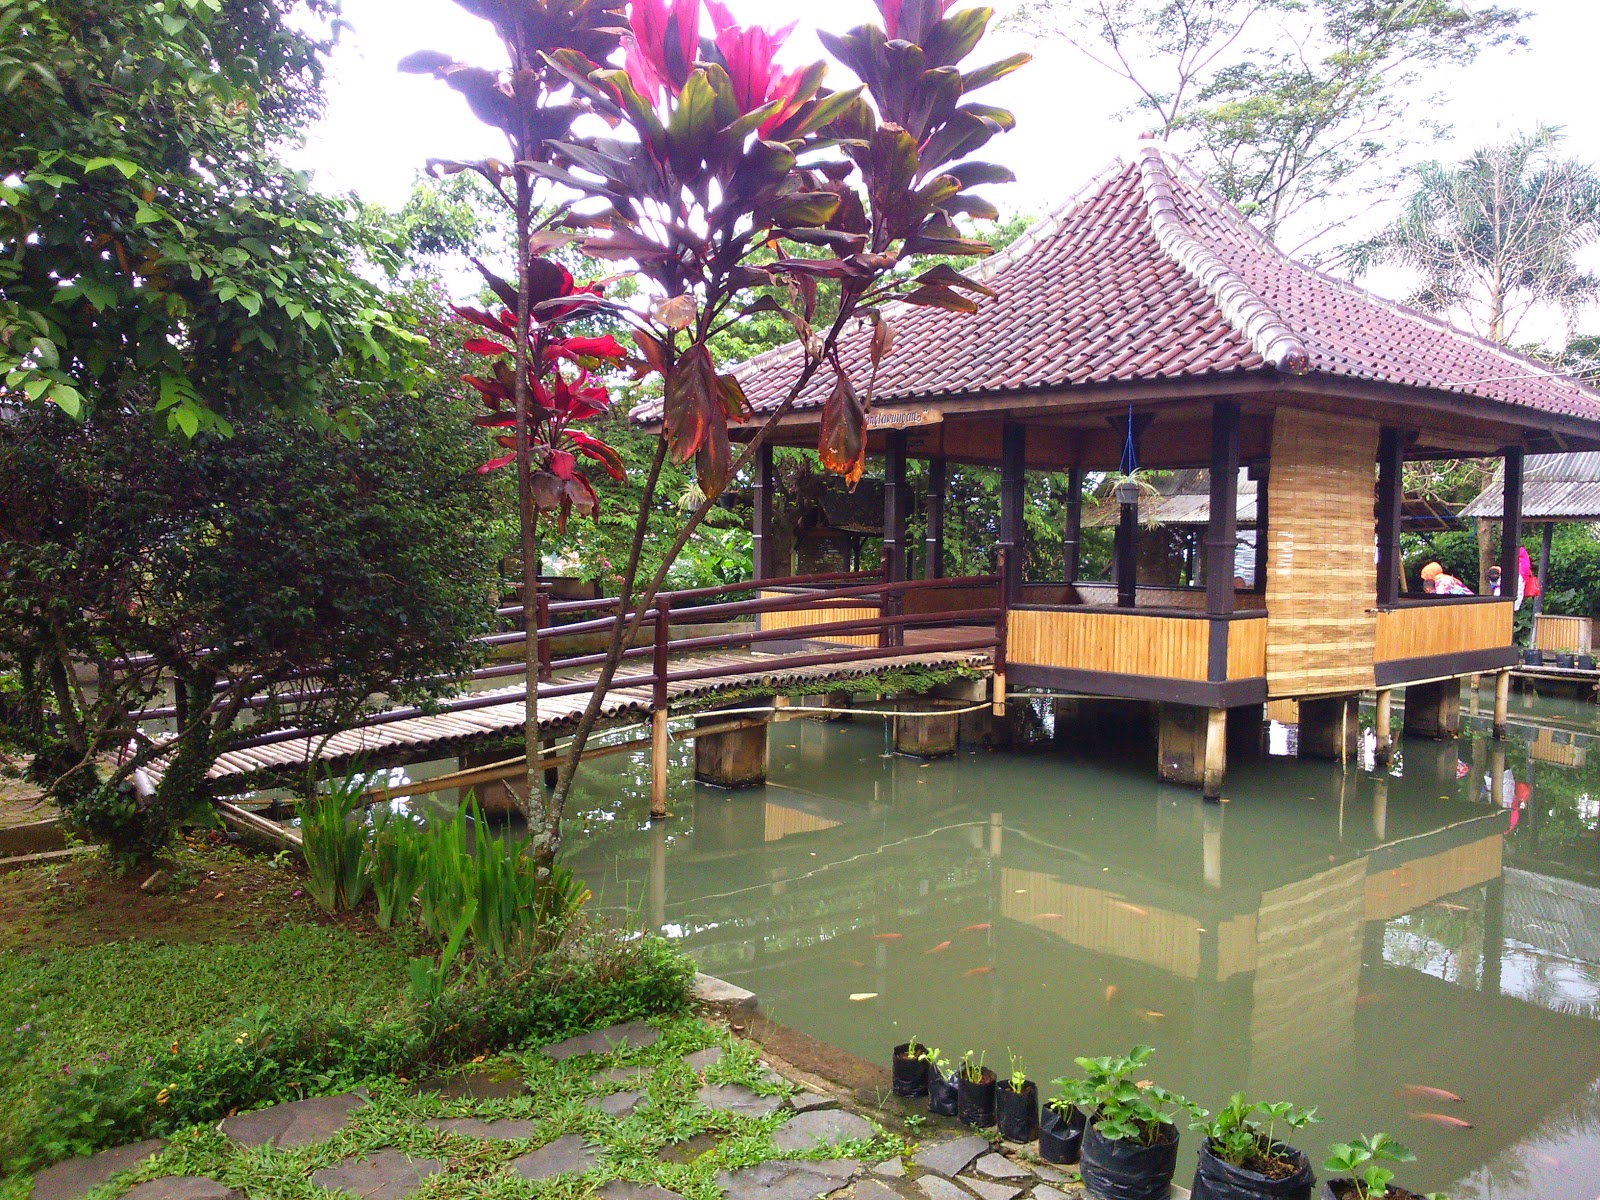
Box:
405;0;1025;869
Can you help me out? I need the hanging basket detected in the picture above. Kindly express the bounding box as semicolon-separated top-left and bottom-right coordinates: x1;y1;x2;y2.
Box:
1114;479;1142;507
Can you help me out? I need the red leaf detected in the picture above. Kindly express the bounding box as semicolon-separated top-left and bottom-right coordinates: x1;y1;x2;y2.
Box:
818;370;866;487
547;334;628;362
452;306;515;336
478;454;516;474
549;449;578;480
570;431;627;481
463;337;511;357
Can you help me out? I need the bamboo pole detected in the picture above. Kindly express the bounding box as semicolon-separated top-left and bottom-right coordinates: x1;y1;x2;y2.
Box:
214;800;303;849
1494;669;1511;740
1374;688;1394;764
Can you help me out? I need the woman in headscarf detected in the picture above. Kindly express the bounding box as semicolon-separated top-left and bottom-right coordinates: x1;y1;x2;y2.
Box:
1420;561;1474;596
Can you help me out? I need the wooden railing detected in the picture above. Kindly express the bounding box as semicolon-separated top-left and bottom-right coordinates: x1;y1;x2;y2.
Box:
1374;599;1512;663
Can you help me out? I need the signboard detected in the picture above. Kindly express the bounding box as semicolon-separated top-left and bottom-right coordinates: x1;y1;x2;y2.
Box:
865;408;944;431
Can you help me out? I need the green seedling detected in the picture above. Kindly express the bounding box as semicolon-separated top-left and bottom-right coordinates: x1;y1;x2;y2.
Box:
1194;1092;1318;1171
1324;1133;1445;1200
1053;1045;1204;1147
960;1050;988;1084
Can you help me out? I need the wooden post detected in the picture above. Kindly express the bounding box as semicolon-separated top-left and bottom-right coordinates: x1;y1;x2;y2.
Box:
993;548;1009;716
883;429;908;584
1116;497;1138;609
753;442;775;581
1374;687;1395;764
1000;422;1026;604
925;456;946;580
650;597;671;819
1064;466;1083;584
1376;428;1404;606
1534;522;1553;616
1500;445;1525;595
1207;402;1239;688
1204;707;1227;800
1493;669;1511;740
1252;464;1269;591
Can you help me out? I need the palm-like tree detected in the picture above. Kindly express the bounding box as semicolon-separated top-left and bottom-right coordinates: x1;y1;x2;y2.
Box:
1349;126;1600;344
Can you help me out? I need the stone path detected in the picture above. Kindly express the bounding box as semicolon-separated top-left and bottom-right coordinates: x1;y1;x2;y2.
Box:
20;1017;1133;1200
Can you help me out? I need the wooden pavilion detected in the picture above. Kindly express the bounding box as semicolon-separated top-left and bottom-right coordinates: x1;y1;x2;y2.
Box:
639;145;1600;795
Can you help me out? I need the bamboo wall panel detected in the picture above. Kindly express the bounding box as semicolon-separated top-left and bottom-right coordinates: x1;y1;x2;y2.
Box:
1216;914;1258;982
764;802;842;842
1531;727;1587;767
1265;411;1379;698
1001;867;1202;980
1534;615;1594;654
1228;618;1268;681
757;591;879;647
903;586;998;616
1363;835;1501;922
1010;609;1209;681
1375;603;1512;662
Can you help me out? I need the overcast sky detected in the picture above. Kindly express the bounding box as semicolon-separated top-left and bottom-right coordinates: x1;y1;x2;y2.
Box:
292;0;1600;344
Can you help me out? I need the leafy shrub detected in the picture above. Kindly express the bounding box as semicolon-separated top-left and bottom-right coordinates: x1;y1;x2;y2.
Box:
1054;1045;1203;1146
300;770;372;912
370;807;425;930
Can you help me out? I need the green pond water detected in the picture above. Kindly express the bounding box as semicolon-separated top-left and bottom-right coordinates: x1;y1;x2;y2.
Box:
389;685;1600;1199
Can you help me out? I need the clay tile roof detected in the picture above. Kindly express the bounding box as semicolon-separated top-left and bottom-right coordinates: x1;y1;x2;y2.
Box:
633;145;1600;428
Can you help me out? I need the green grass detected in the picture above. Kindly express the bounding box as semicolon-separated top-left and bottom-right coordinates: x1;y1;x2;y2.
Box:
4;1015;904;1200
0;925;417;1072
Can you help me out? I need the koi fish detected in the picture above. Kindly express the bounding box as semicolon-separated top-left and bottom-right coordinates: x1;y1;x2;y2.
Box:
962;923;991;932
871;933;903;941
1034;913;1065;921
1104;985;1119;1004
1111;900;1150;917
964;966;995;978
1354;992;1388;1007
1433;901;1470;913
1139;1010;1166;1022
926;941;953;954
841;958;866;969
1400;1085;1464;1103
1409;1112;1473;1129
849;993;879;1002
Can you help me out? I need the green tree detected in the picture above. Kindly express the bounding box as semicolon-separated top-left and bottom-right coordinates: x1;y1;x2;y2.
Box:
1348;126;1600;344
1011;0;1526;247
0;290;502;861
0;0;407;436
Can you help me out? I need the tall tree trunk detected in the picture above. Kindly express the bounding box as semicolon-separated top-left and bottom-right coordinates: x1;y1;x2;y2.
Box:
1477;516;1494;593
511;175;544;835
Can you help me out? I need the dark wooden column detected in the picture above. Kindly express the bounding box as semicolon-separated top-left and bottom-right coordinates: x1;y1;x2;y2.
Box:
1251;465;1269;592
1376;427;1404;606
1000;422;1026;603
1115;498;1138;608
1206;402;1240;683
883;430;909;583
1499;445;1525;596
1064;466;1083;583
1534;522;1553;615
925;456;946;580
753;442;775;580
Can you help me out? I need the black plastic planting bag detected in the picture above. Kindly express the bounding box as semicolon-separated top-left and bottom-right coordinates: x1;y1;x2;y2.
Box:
996;1082;1038;1142
928;1070;959;1116
1038;1103;1086;1164
1190;1140;1315;1200
1079;1124;1180;1200
892;1044;929;1097
956;1072;996;1127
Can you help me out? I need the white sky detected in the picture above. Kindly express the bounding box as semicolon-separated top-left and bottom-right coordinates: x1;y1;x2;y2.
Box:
293;0;1600;345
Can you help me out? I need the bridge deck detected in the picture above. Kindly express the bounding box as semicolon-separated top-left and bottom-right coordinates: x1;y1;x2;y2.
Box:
199;643;991;788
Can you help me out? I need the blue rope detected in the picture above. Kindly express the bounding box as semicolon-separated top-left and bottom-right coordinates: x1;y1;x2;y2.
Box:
1120;403;1138;476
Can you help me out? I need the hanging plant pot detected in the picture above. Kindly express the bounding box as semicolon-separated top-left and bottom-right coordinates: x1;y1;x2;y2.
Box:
1191;1138;1315;1200
956;1068;997;1127
1114;478;1142;506
1038;1102;1085;1164
928;1069;960;1117
995;1079;1038;1142
892;1043;930;1098
1079;1121;1180;1200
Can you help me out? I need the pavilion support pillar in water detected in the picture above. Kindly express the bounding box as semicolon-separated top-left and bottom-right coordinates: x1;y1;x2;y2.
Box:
1403;678;1460;740
458;749;522;816
1299;695;1360;762
694;704;770;789
1158;704;1228;799
1373;689;1396;764
893;701;961;759
1493;669;1512;739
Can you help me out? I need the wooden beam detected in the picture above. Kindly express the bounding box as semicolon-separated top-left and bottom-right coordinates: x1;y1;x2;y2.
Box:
753;442;775;580
883;429;909;583
215;801;303;849
1500;446;1525;600
1065;466;1083;584
1206;401;1240;616
1376;427;1405;606
1000;422;1026;603
925;456;946;580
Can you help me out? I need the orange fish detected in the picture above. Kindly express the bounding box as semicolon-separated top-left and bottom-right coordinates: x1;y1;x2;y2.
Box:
1034;913;1065;921
926;941;953;954
1139;1010;1166;1021
1433;901;1470;913
871;933;903;941
1104;985;1119;1004
1112;900;1150;917
841;958;865;969
1400;1085;1464;1103
962;923;991;932
1354;992;1388;1007
964;966;995;978
1409;1112;1473;1129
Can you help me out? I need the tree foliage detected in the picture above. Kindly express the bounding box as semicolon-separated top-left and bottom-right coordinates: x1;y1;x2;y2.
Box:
0;0;409;436
1010;0;1526;248
0;290;503;860
1347;126;1600;343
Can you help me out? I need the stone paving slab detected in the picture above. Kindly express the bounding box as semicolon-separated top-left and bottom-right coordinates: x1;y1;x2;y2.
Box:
411;1071;526;1100
220;1093;364;1148
31;1138;168;1200
1032;1185;1077;1200
791;1091;837;1112
772;1109;874;1151
957;1177;1023;1200
543;1021;660;1061
684;1046;723;1073
424;1117;540;1140
310;1150;442;1200
696;1082;784;1117
910;1136;988;1178
1030;1167;1072;1185
873;1161;907;1179
916;1177;971;1200
586;1089;643;1116
658;1133;719;1164
593;1064;650;1085
850;1181;911;1200
714;1159;860;1200
122;1179;240;1200
509;1133;600;1180
974;1154;1030;1180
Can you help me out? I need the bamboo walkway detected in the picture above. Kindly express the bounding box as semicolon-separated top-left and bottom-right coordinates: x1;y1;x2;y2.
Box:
195;645;992;789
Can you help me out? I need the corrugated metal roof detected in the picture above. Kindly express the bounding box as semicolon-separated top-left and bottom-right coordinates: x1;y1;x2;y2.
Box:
1463;453;1600;519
